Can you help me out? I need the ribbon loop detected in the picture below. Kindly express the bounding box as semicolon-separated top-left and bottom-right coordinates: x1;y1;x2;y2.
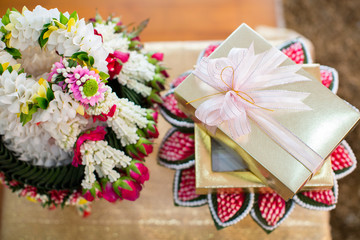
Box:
190;44;323;173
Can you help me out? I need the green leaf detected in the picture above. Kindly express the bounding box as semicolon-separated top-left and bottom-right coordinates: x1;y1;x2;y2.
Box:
147;58;157;65
20;113;33;126
136;129;146;138
1;9;10;25
5;47;21;60
78;53;89;62
46;87;54;101
38;27;49;48
125;144;138;155
0;64;3;74
119;180;133;191
99;71;109;81
28;104;38;115
149;90;163;104
7;66;12;73
0;26;7;34
59;12;68;25
36;97;49;109
71;51;87;58
67;59;78;68
113;180;121;196
69;11;78;21
95;13;103;23
130;163;141;175
130;18;149;38
89;56;94;66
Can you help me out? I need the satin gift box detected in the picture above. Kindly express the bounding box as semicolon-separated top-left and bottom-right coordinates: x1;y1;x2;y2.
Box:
175;24;360;200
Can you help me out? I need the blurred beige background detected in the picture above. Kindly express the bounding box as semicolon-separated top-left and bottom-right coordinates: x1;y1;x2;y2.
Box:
1;1;360;239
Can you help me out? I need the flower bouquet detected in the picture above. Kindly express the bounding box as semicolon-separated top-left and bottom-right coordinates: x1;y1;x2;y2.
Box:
158;39;356;232
0;5;167;215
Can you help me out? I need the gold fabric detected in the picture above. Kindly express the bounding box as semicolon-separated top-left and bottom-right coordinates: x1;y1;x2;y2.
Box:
0;39;331;240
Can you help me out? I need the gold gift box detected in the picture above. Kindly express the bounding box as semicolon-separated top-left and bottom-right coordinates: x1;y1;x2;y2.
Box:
175;24;360;200
195;125;334;194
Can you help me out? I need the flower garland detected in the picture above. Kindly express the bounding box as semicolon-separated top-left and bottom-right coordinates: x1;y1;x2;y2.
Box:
0;6;167;214
158;39;355;232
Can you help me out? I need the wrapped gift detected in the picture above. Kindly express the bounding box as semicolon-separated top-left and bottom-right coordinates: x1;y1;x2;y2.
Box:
195;125;334;194
174;24;360;200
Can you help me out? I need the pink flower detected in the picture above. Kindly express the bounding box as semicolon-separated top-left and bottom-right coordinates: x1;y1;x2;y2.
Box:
49;190;69;205
128;139;154;160
152;111;159;123
47;59;65;86
82;190;95;202
131;36;141;42
92;104;117;122
72;126;107;167
161;70;169;78
147;125;159;138
141;142;154;155
151;52;164;61
20;186;37;197
102;181;120;203
129;162;150;185
68;66;107;106
106;51;130;79
9;179;20;187
94;29;103;42
117;179;142;201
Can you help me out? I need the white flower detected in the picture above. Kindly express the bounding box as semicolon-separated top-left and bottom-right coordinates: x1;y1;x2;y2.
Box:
0;111;72;167
86;86;114;115
95;23;130;53
42;117;88;152
107;97;148;146
47;19;108;72
0;51;17;65
0;70;36;113
80;140;131;189
117;51;155;97
8;6;60;50
87;87;148;146
34;85;79;123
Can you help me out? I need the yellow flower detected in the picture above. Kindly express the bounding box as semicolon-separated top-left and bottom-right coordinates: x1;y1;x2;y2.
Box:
1;62;9;70
20;103;29;114
76;105;85;115
78;198;88;205
67;18;76;32
43;25;58;39
26;196;38;203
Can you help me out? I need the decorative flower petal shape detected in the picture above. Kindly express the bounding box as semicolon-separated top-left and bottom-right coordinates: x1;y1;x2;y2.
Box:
208;191;254;229
320;65;339;94
331;140;356;179
250;192;295;233
160;89;194;129
293;178;338;211
170;70;192;89
158;128;195;170
196;43;221;64
278;38;312;64
173;167;207;207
